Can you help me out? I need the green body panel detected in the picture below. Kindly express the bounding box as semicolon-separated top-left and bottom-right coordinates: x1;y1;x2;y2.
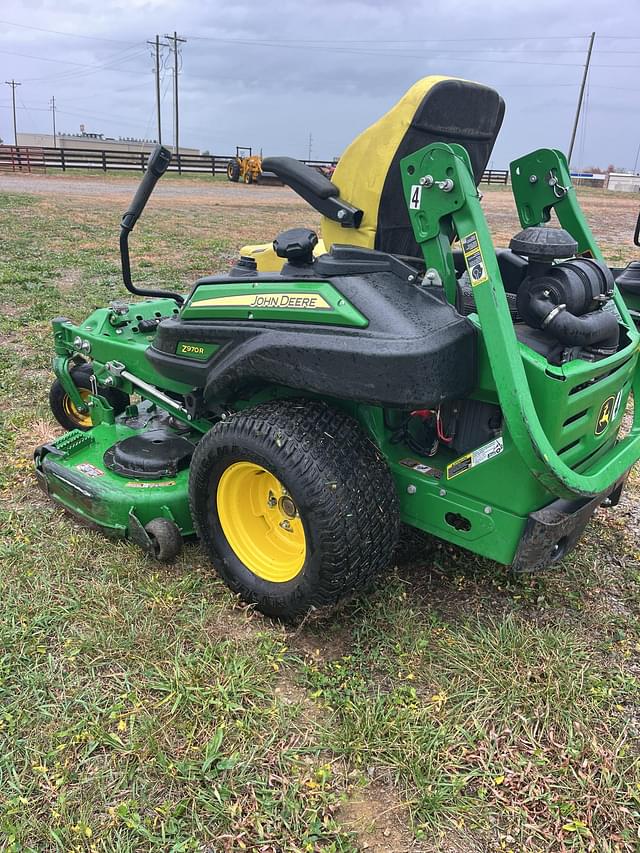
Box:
53;298;190;393
51;299;213;432
357;405;524;564
36;419;195;538
400;143;640;501
181;279;368;327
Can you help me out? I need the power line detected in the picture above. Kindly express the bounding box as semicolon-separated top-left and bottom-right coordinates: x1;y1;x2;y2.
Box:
190;34;593;44
20;45;149;84
0;18;138;44
0;46;144;69
2;18;639;50
188;36;640;55
0;101;158;126
163;38;640;68
11;42;636;70
4;79;21;145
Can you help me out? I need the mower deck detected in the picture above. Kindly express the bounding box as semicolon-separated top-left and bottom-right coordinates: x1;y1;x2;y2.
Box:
34;407;195;550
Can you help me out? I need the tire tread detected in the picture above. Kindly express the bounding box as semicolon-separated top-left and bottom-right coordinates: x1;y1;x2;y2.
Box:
189;400;399;617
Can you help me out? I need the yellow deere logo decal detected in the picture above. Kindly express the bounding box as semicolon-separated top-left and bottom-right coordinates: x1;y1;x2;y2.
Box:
595;396;615;436
193;292;331;310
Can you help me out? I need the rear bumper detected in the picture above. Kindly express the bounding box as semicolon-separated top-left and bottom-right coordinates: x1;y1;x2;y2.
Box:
512;474;627;572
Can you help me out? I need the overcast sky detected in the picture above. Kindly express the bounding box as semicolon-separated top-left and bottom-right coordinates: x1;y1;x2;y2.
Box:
1;0;639;171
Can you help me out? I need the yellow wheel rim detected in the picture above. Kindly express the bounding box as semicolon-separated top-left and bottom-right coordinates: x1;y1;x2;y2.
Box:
216;461;306;583
62;388;92;428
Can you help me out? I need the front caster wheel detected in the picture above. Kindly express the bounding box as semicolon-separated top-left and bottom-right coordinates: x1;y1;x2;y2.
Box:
188;400;399;619
144;518;183;563
49;363;130;432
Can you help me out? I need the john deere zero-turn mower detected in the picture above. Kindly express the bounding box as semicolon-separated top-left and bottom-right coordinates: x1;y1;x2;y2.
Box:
35;77;640;618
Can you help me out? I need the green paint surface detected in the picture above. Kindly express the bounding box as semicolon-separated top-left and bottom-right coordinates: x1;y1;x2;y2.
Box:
181;280;368;327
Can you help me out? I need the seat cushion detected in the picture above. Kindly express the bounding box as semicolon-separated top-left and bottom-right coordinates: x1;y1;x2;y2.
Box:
322;76;505;257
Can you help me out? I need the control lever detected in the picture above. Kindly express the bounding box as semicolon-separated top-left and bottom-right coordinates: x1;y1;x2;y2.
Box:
121;145;171;231
119;145;183;304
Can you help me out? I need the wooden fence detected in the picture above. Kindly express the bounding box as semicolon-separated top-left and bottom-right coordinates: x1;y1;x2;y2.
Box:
0;145;509;184
0;146;238;175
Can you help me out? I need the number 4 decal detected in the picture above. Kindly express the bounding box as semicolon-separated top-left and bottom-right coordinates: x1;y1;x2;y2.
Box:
409;185;422;210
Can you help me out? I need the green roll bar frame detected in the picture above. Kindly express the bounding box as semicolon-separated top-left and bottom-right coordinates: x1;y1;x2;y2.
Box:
401;144;640;500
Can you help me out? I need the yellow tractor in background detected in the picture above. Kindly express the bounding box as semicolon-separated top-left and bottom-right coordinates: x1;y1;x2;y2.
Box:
226;147;281;185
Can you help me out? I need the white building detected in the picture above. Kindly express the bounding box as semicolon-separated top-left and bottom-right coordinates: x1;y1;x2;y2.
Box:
16;129;199;156
607;173;640;193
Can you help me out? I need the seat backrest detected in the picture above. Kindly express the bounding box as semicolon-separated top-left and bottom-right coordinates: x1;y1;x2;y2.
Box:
322;76;505;257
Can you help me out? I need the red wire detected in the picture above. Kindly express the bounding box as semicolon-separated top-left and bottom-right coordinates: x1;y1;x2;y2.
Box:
436;409;454;443
410;408;453;443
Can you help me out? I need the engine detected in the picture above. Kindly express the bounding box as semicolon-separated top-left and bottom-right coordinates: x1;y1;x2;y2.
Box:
458;225;620;365
510;226;618;361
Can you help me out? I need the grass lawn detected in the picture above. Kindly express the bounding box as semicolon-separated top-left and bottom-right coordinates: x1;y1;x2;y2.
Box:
0;180;638;852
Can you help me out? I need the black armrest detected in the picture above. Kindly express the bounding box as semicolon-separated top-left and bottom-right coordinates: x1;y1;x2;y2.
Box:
262;156;363;229
263;157;338;199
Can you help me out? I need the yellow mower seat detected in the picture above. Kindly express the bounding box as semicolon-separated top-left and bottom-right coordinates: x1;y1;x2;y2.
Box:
241;75;504;268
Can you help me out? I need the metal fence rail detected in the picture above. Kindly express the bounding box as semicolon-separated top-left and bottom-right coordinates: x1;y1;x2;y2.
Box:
0;146;47;173
482;169;509;185
0;145;509;184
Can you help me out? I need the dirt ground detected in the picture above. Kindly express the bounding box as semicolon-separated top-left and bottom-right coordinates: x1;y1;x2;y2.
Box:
1;172;638;259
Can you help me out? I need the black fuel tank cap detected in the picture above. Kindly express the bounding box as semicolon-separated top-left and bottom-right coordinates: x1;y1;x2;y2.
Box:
273;228;318;265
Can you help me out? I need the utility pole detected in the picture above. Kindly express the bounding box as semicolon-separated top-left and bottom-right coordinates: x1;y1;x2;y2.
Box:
164;31;186;172
50;95;57;147
147;35;166;144
5;79;21;147
567;31;595;167
307;132;313;161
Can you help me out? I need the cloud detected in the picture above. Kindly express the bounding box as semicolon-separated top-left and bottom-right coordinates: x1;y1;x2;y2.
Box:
1;0;639;168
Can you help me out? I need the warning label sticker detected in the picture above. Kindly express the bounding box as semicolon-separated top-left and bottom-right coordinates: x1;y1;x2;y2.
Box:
461;231;489;287
399;458;443;480
125;480;177;489
446;437;504;480
75;463;104;478
409;185;423;210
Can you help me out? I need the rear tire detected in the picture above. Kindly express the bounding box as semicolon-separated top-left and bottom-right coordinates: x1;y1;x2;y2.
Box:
49;364;130;432
227;161;240;182
189;400;399;619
